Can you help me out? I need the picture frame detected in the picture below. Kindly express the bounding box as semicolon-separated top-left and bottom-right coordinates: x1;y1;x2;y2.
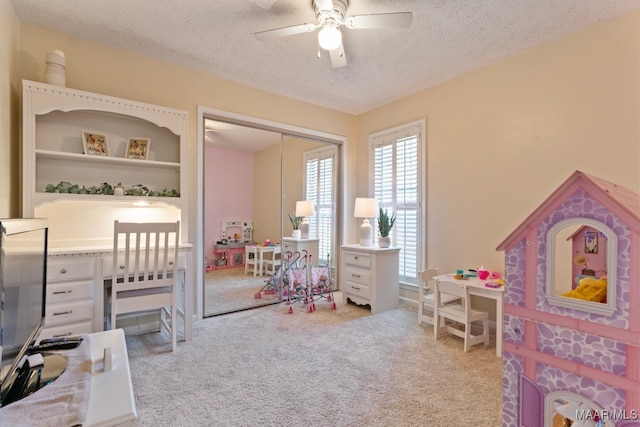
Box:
585;230;598;254
82;131;109;156
125;137;150;160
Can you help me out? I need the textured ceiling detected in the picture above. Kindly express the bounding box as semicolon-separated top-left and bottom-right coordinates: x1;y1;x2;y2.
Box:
11;0;640;115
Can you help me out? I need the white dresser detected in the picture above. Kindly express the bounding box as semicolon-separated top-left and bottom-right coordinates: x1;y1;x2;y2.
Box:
282;237;319;262
340;244;401;314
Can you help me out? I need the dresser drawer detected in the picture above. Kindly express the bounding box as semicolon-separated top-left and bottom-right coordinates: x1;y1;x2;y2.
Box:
47;259;95;282
40;321;93;340
282;243;295;254
344;280;371;299
343;251;371;268
45;300;94;326
47;280;93;303
344;267;371;286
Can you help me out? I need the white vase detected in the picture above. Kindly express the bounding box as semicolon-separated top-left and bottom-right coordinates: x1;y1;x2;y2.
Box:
292;230;301;239
378;236;391;248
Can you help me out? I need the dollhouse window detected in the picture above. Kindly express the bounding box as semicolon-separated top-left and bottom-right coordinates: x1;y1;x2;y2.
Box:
545;391;614;427
545;218;617;316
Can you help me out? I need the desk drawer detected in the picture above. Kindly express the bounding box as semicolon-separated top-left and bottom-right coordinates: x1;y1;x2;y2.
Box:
47;280;93;303
47;259;94;282
344;268;370;286
46;300;94;326
344;280;371;299
343;251;371;268
40;321;93;339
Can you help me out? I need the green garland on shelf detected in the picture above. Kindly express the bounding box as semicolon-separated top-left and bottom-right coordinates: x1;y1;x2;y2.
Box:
44;181;180;197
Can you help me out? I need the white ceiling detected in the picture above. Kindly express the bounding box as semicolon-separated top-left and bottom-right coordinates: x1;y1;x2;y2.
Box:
204;119;282;151
11;0;640;115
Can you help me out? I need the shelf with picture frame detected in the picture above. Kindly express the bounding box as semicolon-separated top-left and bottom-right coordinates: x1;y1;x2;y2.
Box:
22;79;188;223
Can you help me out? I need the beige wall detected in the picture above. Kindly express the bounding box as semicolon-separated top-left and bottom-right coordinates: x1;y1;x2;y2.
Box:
252;143;282;243
357;10;640;280
0;0;20;217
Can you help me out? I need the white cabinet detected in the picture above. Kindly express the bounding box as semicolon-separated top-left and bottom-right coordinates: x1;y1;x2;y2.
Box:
282;238;319;261
41;256;96;339
340;244;401;314
21;80;188;223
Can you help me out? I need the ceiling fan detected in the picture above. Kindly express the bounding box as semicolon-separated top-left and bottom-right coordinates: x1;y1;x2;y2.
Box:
254;0;412;68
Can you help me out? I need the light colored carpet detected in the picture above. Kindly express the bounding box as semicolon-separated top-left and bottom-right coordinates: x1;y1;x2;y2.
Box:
125;299;503;426
204;267;281;317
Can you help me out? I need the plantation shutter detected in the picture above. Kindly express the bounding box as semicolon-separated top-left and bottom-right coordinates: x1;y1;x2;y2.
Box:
371;123;422;284
304;146;337;264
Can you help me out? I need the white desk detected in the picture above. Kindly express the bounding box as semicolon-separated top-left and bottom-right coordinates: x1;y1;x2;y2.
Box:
44;245;193;342
434;274;504;357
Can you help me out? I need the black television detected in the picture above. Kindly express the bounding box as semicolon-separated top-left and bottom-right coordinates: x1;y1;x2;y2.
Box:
0;218;48;407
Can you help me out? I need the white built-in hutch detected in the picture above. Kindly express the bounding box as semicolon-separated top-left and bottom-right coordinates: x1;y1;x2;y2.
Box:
22;79;192;339
20;79;194;423
22;80;193;328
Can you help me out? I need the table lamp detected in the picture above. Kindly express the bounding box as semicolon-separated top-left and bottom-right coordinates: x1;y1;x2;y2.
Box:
354;197;378;246
295;200;315;239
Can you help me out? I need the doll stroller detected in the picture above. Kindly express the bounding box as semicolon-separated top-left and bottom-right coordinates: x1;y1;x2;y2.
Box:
307;254;337;311
255;248;292;299
283;250;312;313
254;267;280;299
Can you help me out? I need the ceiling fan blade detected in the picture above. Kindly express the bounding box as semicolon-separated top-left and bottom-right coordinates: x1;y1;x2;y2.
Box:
314;0;334;12
255;23;317;41
344;12;413;30
329;42;347;69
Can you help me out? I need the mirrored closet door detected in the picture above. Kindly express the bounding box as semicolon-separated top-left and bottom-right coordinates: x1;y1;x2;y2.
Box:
202;118;340;317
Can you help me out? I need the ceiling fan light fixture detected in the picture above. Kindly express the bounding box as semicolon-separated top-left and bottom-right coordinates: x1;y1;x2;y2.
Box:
318;23;342;50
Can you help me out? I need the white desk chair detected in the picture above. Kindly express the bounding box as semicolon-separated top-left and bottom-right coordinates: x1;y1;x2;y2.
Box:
109;221;180;352
263;245;282;275
433;279;489;352
417;268;460;326
245;245;259;276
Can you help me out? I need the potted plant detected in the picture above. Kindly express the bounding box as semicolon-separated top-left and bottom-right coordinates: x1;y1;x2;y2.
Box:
377;207;396;248
288;212;303;238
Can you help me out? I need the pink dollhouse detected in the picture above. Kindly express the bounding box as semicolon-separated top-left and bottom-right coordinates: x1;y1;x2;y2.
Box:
497;171;640;426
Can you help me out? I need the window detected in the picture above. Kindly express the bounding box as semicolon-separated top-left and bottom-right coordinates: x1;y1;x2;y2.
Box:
304;145;338;265
545;218;617;316
369;121;424;285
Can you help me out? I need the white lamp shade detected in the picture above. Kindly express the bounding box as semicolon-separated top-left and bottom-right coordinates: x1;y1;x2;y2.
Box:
295;200;315;217
318;24;342;50
354;198;378;246
354;198;378;218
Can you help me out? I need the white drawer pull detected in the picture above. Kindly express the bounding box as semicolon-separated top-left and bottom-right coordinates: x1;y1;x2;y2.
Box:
120;264;125;269
351;285;361;291
351;274;361;278
52;332;73;338
59;268;67;274
53;310;72;316
52;290;72;295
